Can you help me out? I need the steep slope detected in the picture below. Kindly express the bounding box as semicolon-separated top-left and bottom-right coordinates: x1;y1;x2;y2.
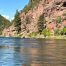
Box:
2;0;66;37
0;15;11;35
19;0;66;35
20;0;46;34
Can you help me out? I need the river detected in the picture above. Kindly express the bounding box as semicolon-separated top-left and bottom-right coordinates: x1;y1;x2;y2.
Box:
0;37;66;66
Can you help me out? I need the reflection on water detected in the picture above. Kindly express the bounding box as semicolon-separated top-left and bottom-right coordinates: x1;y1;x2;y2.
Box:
0;37;66;66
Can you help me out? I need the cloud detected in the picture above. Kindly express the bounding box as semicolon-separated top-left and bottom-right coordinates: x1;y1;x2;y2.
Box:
11;17;14;20
2;14;14;21
2;15;10;20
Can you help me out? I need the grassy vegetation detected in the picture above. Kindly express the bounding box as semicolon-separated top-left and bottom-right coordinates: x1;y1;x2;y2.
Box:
54;28;62;36
28;32;38;38
16;27;66;39
42;28;51;37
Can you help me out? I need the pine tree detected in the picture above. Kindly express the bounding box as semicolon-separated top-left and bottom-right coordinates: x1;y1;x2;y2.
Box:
14;10;21;34
38;14;45;33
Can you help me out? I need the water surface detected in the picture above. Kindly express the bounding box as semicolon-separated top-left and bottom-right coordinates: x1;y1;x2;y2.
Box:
0;37;66;66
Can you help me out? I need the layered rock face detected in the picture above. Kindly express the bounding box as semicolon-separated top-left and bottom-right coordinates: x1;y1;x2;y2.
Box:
19;0;66;34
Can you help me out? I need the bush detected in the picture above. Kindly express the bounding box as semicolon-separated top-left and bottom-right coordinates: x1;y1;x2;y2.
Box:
28;32;37;37
42;29;51;37
62;26;66;35
17;34;23;37
54;28;62;35
56;16;62;23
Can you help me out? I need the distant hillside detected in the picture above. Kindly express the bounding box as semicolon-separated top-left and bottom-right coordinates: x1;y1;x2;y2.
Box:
0;15;11;34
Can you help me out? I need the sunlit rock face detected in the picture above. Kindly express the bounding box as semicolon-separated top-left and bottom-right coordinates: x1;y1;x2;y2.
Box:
19;0;66;34
3;0;66;37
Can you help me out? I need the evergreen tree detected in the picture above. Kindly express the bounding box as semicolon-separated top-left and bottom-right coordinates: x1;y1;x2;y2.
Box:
14;10;21;34
38;14;45;33
23;0;42;14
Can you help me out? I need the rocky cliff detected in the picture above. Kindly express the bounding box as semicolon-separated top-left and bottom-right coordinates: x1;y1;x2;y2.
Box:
2;0;66;37
19;0;66;35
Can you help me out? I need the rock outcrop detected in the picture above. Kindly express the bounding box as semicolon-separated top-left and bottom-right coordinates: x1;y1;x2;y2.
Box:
2;25;16;37
19;0;66;35
2;0;66;37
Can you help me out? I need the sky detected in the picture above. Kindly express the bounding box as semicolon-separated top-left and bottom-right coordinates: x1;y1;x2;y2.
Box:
0;0;29;21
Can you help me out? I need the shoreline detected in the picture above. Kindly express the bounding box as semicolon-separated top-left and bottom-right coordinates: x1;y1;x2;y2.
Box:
1;35;66;39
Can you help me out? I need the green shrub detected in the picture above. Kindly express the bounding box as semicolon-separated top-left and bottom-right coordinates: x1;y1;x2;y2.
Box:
62;26;66;35
42;28;51;37
56;16;62;23
54;28;62;35
17;34;23;37
28;32;37;37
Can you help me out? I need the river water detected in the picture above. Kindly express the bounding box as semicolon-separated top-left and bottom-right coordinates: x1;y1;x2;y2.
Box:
0;37;66;66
